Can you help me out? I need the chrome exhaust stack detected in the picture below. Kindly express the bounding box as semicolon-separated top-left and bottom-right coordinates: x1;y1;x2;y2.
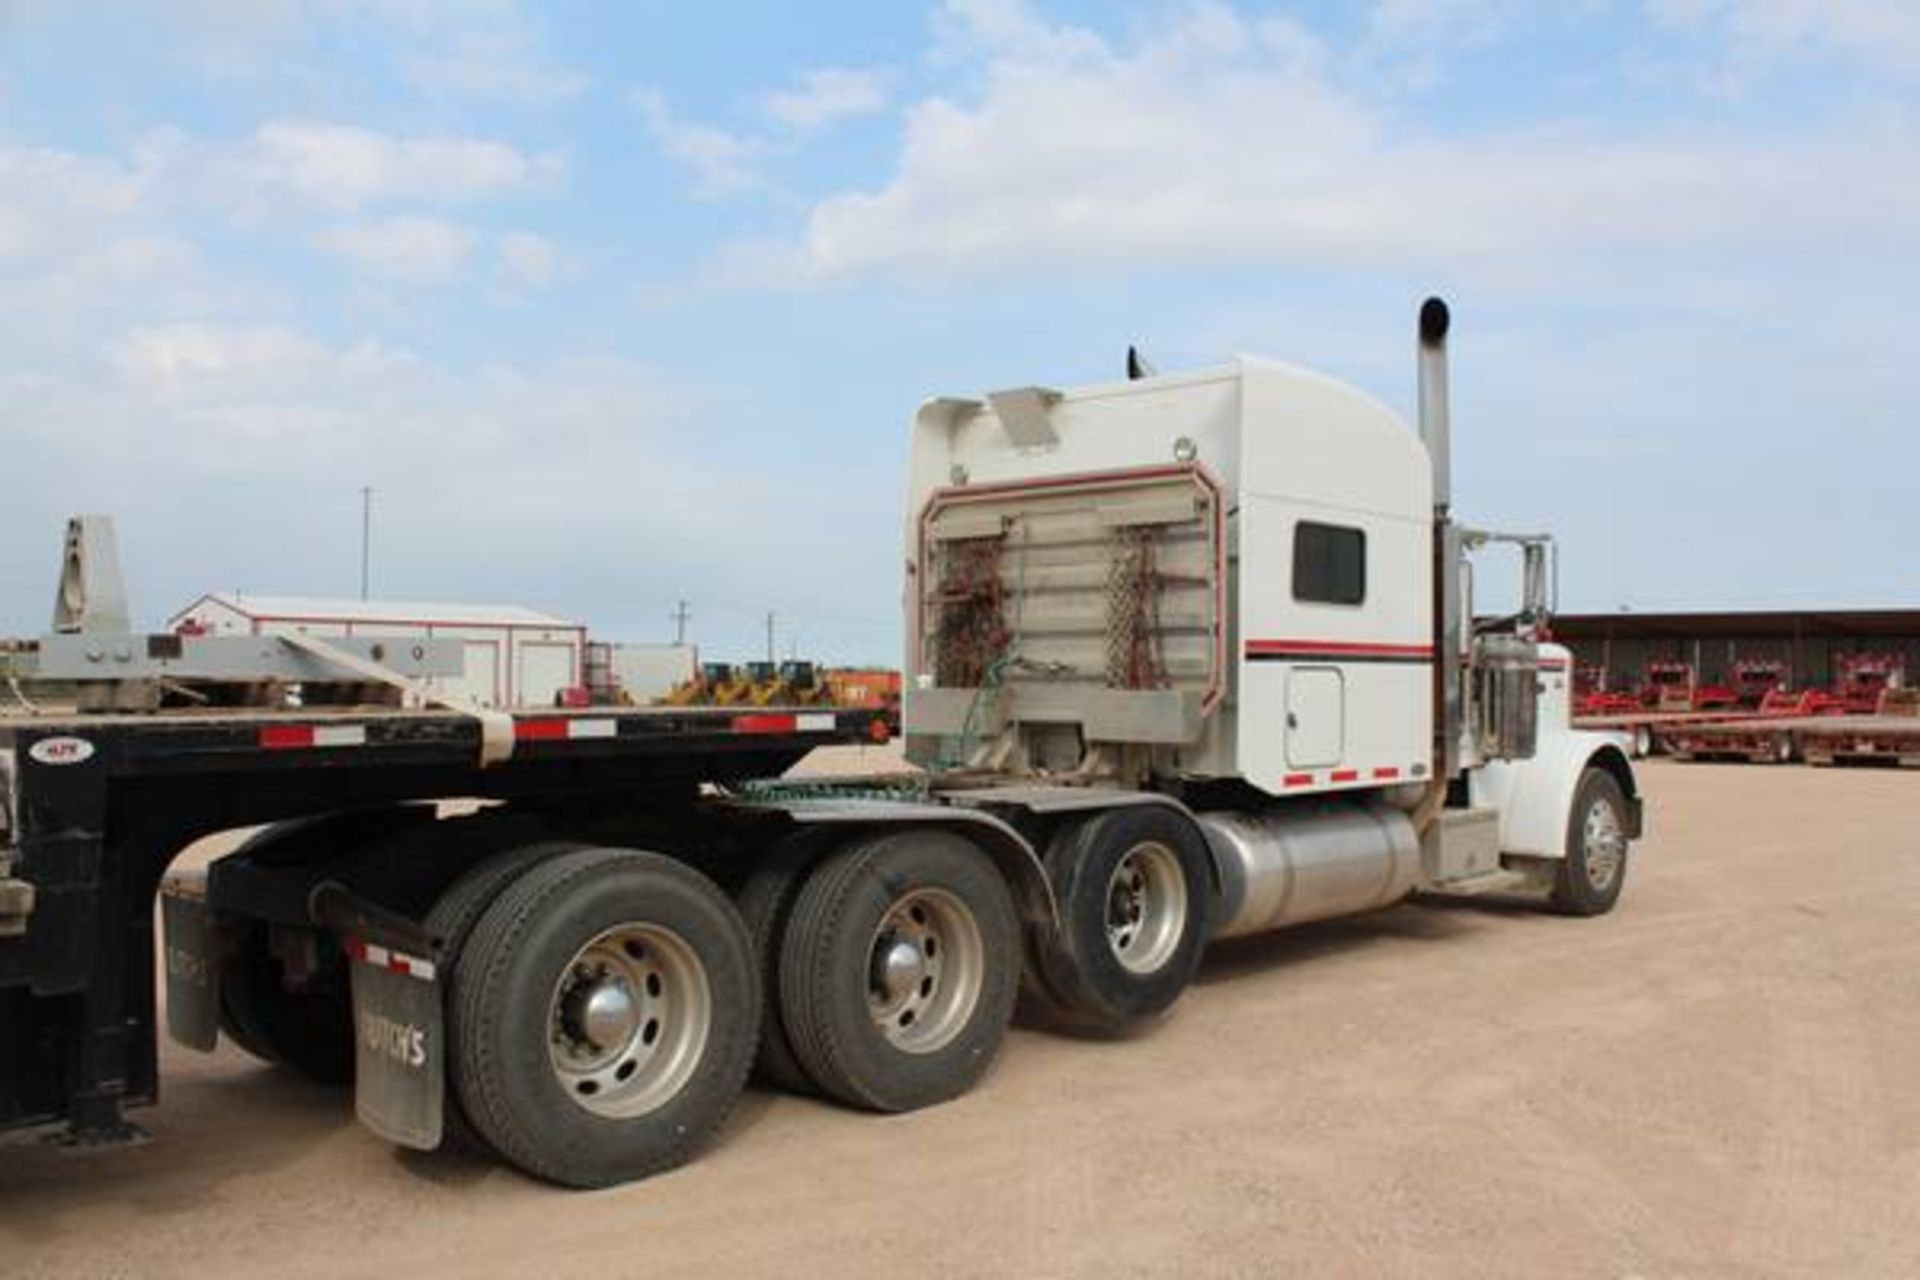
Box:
1418;298;1452;518
1418;298;1464;783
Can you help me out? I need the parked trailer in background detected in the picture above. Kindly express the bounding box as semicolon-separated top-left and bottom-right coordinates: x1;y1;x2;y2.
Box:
0;299;1641;1189
1660;688;1920;765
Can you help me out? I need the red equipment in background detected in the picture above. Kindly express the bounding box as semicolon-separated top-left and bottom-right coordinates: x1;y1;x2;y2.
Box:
1835;652;1906;715
1729;659;1788;709
1574;665;1640;716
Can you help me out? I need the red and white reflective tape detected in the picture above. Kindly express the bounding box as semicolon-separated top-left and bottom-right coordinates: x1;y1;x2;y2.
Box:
513;717;617;743
259;724;367;750
1283;765;1419;790
730;712;839;735
342;935;437;982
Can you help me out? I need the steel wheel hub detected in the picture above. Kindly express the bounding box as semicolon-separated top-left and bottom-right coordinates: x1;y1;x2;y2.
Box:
548;923;711;1119
1104;841;1187;975
867;889;983;1055
1583;798;1626;891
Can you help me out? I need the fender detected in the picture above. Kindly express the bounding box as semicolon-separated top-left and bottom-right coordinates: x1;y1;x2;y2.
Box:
730;798;1060;931
1473;731;1643;859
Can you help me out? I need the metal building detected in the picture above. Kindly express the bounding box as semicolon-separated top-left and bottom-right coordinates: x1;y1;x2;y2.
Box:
1553;609;1920;692
168;593;586;708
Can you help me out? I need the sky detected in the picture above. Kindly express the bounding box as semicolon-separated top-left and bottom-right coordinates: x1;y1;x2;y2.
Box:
1;0;1916;663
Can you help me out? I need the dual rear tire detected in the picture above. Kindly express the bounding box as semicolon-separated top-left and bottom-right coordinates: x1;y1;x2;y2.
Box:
1026;807;1213;1031
441;830;1029;1184
447;849;759;1188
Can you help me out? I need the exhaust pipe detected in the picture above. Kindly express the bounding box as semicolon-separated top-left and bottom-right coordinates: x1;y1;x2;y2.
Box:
1418;296;1462;806
1417;297;1451;516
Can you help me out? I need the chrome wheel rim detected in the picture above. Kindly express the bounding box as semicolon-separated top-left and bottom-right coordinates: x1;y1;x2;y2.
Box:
548;923;711;1118
1582;798;1627;892
1105;841;1188;975
867;888;983;1054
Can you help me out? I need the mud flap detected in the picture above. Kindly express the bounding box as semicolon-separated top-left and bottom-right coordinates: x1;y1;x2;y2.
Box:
160;874;220;1052
347;944;445;1151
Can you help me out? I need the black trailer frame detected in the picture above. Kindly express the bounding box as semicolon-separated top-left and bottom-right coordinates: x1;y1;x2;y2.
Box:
0;703;887;1144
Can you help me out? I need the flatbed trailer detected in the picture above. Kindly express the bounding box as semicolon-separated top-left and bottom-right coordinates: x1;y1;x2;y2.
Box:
1658;712;1920;767
0;701;886;1147
1572;709;1766;759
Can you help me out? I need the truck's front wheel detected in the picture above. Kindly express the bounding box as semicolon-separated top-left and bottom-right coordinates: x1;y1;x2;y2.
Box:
1551;769;1632;917
449;848;758;1188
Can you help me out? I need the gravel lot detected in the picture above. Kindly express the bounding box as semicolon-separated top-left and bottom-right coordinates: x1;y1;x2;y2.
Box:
3;757;1918;1279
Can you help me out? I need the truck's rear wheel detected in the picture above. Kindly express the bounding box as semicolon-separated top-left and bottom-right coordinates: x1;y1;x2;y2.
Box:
218;924;355;1084
423;839;586;1151
1551;769;1631;917
777;830;1019;1113
1030;807;1211;1031
450;848;757;1188
734;838;821;1095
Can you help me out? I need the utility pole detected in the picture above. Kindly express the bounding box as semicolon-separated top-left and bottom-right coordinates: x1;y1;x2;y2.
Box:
670;599;691;646
359;486;373;600
765;611;775;664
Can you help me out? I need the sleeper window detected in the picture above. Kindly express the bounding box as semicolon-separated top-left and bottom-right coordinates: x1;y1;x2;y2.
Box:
1293;522;1366;606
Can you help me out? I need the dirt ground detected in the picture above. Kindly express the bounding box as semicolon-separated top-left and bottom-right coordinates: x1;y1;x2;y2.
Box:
4;757;1919;1279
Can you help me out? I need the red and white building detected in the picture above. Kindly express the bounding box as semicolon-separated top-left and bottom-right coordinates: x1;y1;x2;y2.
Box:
167;593;586;708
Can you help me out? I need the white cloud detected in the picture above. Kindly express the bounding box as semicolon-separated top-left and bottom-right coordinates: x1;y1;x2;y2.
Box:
1651;0;1920;76
765;67;891;132
631;89;764;197
1368;0;1528;45
496;230;563;287
235;119;561;212
0;142;152;259
760;1;1920;283
402;26;592;103
111;319;397;376
312;214;477;280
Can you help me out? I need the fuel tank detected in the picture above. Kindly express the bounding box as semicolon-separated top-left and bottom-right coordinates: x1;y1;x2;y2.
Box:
1198;803;1421;939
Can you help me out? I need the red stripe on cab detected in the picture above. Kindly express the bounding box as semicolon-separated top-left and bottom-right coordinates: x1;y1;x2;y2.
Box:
1245;639;1433;658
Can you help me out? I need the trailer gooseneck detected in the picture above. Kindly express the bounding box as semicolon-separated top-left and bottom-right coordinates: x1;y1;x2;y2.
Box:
0;299;1642;1188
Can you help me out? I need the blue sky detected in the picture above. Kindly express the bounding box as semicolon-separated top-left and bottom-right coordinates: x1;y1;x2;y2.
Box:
2;0;1916;662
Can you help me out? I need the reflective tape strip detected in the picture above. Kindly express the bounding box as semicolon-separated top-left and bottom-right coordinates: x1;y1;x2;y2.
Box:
343;936;437;982
732;714;796;734
796;713;837;732
514;717;618;742
1283;773;1314;788
1373;766;1402;780
260;724;366;750
1330;769;1360;783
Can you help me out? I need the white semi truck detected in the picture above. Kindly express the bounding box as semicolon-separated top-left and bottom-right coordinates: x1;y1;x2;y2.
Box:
0;298;1640;1187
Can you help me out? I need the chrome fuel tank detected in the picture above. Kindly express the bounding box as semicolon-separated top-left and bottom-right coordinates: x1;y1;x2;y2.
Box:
1199;803;1421;939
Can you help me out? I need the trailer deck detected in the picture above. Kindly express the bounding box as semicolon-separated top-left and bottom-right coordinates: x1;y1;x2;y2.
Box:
0;700;887;1141
1656;712;1920;766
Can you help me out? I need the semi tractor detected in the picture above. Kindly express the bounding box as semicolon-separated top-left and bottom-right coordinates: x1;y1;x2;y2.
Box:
0;298;1642;1188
